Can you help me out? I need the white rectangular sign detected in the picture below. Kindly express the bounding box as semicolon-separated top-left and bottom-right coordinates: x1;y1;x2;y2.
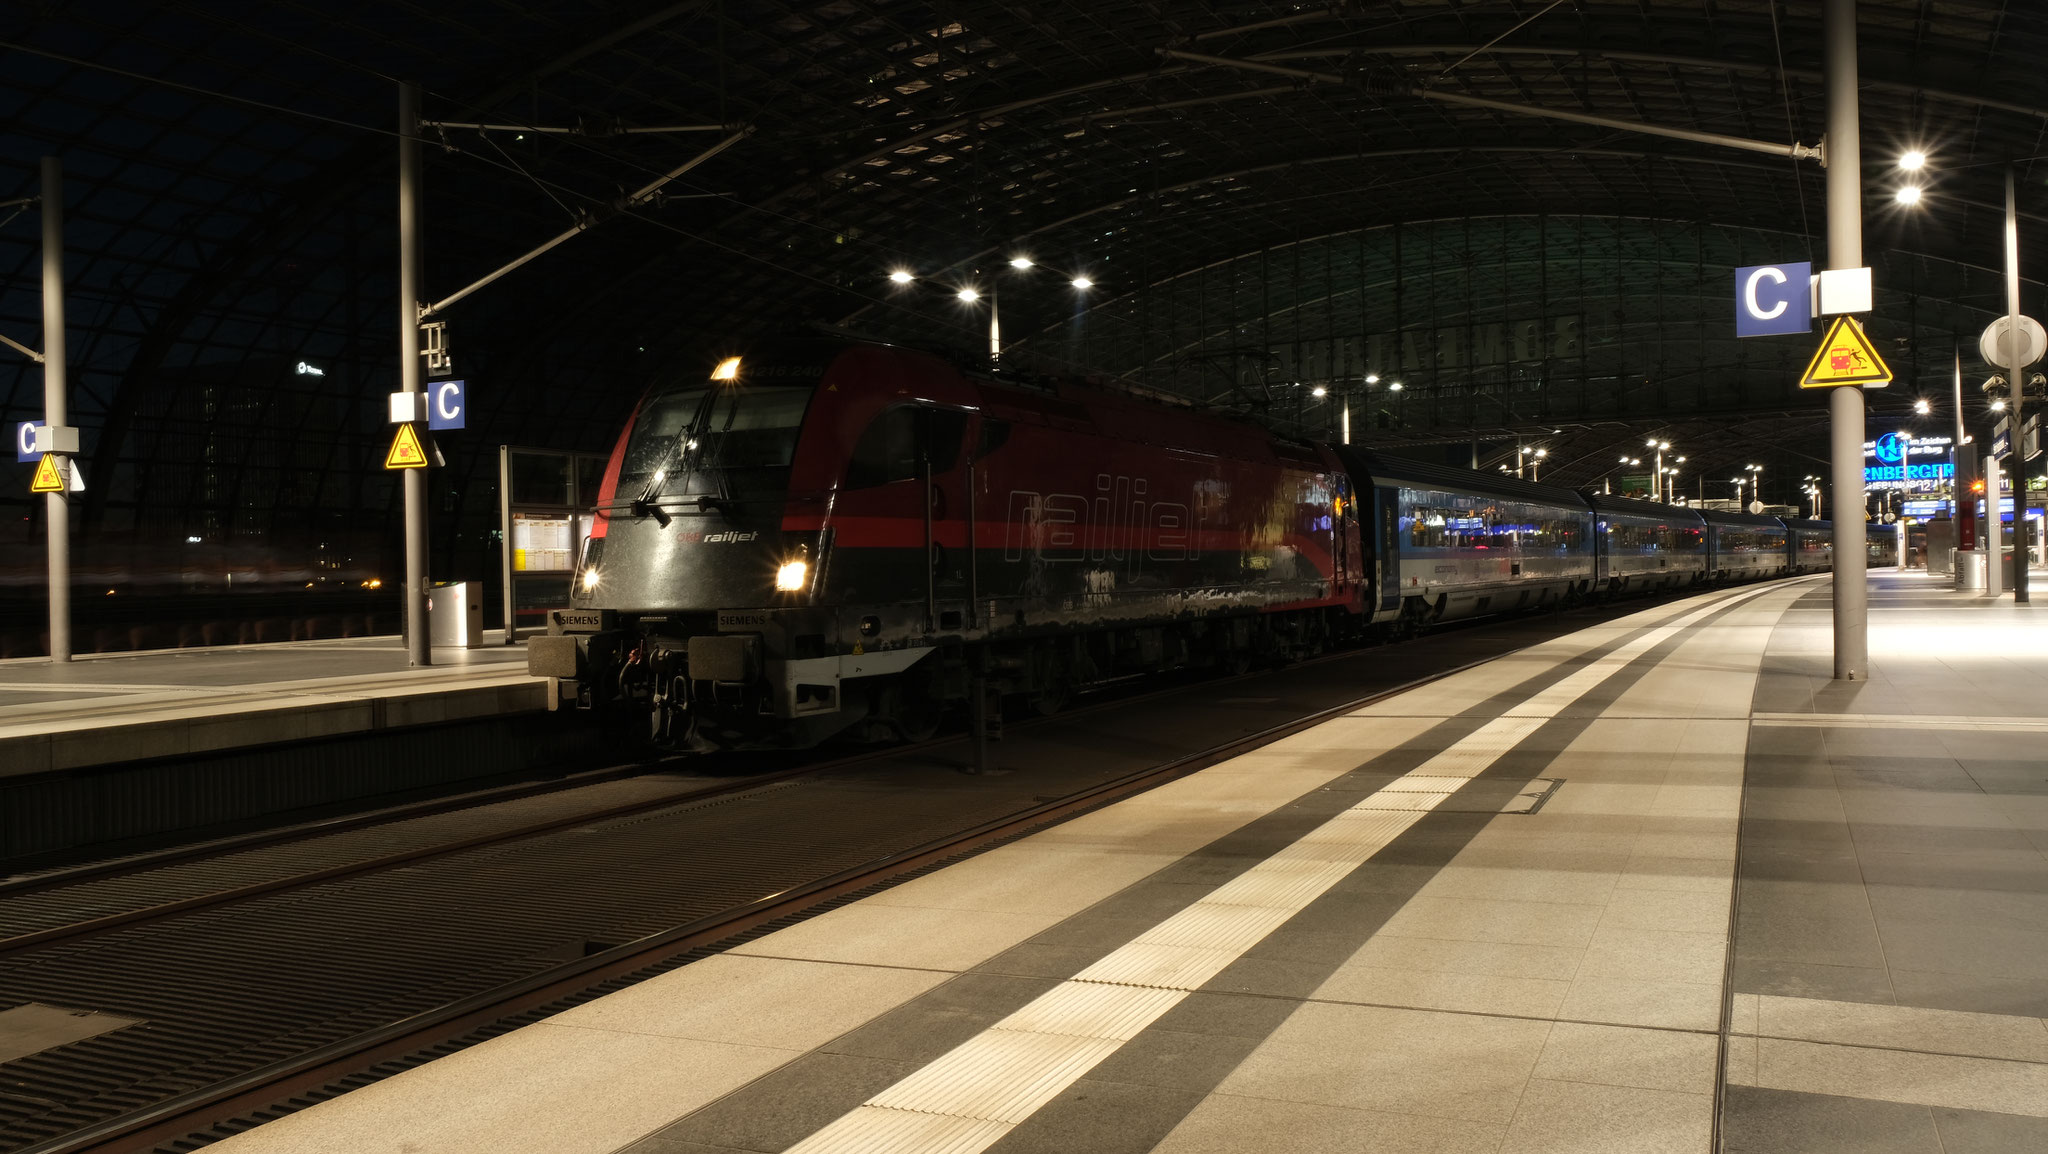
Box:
512;514;574;572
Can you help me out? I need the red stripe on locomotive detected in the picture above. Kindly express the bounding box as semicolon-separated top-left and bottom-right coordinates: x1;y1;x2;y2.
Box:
587;400;640;541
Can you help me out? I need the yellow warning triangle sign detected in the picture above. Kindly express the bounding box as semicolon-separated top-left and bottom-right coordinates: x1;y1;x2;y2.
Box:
30;454;63;493
384;423;429;469
1800;315;1892;388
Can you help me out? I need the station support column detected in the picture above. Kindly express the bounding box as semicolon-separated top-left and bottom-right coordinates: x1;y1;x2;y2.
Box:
398;83;431;667
2005;166;2030;603
1825;0;1868;679
42;157;69;663
1987;454;2006;595
1954;351;1974;572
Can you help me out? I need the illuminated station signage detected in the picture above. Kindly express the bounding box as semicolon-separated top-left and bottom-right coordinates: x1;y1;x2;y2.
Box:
1862;432;1954;491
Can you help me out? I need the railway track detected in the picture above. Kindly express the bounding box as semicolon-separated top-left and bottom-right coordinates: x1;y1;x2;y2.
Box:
0;598;1679;1154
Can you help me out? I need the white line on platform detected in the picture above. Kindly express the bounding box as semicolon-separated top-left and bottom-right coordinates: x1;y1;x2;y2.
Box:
780;582;1788;1154
1752;713;2048;732
0;683;225;694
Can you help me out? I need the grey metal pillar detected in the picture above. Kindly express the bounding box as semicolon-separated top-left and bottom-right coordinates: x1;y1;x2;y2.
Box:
499;445;515;644
1953;349;1965;528
1953;349;1976;582
2006;165;2029;603
41;157;69;663
1825;0;1868;679
1954;350;1967;465
398;83;431;666
1987;452;2005;595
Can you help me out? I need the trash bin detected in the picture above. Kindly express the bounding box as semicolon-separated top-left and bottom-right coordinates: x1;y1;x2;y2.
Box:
1956;549;1985;591
428;581;485;648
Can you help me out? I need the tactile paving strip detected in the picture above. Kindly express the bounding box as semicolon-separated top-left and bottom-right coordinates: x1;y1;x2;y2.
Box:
778;586;1793;1154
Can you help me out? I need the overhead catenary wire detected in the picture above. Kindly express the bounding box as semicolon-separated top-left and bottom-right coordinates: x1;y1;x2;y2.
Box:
1429;0;1570;84
1768;0;1816;255
0;35;997;343
0;32;956;311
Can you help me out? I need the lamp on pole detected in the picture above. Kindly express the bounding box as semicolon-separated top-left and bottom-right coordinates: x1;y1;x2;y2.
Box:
1308;383;1346;443
1647;438;1671;502
1894;150;2025;596
1351;373;1383;444
1531;447;1547;482
1745;463;1764;512
942;256;1095;366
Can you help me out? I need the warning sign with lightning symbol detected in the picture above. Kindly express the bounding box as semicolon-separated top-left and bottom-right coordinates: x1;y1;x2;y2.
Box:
384;424;429;469
1799;315;1892;389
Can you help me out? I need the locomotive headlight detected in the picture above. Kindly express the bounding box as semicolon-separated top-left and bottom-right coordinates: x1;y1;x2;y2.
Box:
581;567;601;592
774;559;810;592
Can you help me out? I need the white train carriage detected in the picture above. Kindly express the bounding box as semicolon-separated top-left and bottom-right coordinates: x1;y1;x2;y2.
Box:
1700;508;1791;581
1586;493;1709;594
1782;518;1835;574
1341;449;1596;625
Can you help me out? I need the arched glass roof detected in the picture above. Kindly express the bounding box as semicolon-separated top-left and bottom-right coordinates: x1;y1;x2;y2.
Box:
2;0;2045;589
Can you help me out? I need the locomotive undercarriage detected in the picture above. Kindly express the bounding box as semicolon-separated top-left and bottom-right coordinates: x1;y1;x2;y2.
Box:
538;601;1362;752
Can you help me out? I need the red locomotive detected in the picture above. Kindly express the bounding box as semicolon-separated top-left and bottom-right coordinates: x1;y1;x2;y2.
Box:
528;336;1365;748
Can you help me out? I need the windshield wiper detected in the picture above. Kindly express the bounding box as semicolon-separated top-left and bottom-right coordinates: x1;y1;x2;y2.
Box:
631;389;723;525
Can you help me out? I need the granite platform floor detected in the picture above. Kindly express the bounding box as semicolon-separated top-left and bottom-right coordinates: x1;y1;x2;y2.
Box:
0;635;542;773
185;572;2048;1154
1725;571;2048;1152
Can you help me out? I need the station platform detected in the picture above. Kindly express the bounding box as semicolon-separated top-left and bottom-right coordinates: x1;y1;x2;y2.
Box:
0;636;543;777
201;573;2048;1154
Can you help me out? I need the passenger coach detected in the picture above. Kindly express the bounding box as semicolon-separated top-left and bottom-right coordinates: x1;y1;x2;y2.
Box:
1336;449;1593;626
1586;493;1708;595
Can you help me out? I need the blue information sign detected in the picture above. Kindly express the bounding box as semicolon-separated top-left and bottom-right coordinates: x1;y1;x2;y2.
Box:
428;379;466;430
1864;462;1953;484
15;421;43;464
1734;262;1812;338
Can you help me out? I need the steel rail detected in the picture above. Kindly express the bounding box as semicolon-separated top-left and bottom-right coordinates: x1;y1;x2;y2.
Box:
0;759;664;899
19;646;1515;1154
0;723;1015;956
0;584;1673;965
0;626;1421;953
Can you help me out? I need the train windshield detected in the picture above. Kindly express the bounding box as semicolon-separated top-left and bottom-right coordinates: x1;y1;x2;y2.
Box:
620;383;814;500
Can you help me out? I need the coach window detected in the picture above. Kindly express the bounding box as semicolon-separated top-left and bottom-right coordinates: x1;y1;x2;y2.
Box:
846;405;970;488
1411;507;1445;549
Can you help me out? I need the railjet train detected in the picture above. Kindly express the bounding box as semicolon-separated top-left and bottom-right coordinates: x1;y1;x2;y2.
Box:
528;338;1831;749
